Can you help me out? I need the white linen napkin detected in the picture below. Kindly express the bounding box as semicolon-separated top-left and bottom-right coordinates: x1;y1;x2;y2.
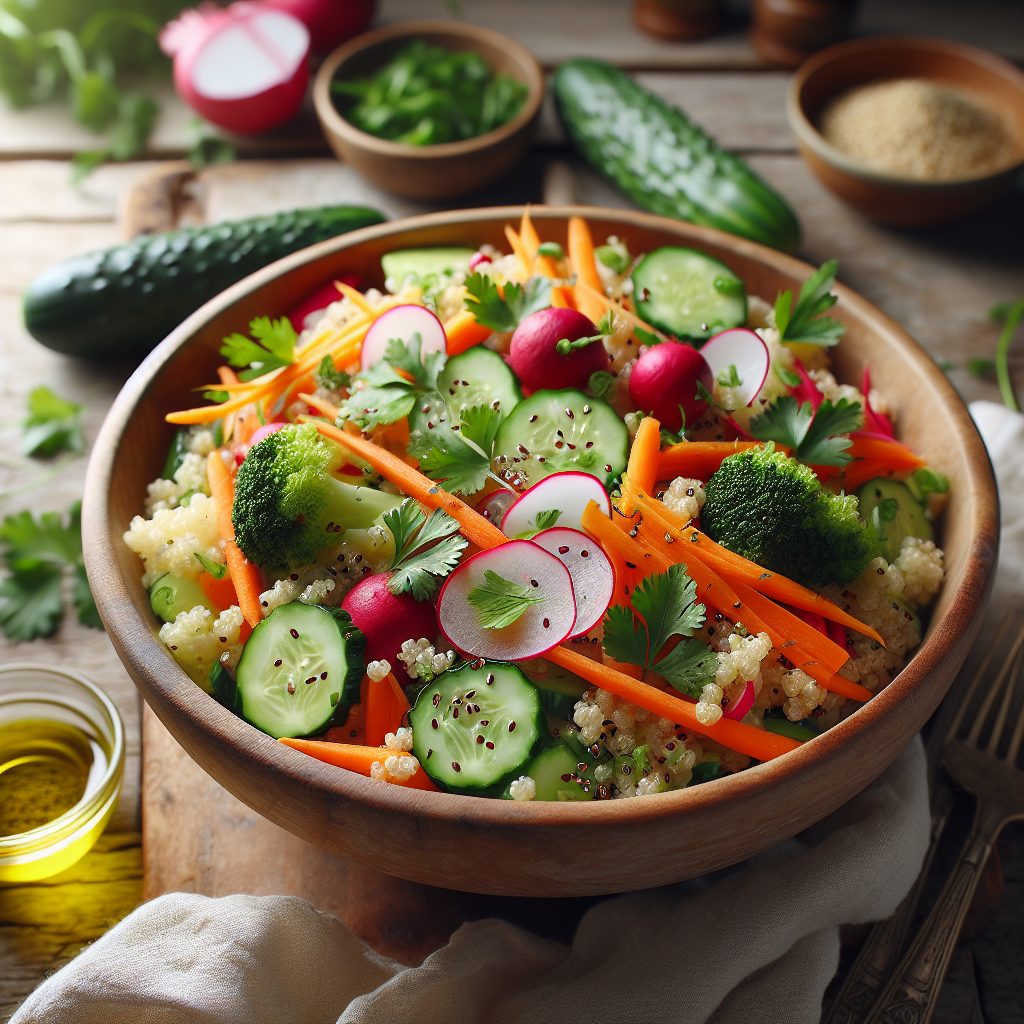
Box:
13;401;1022;1024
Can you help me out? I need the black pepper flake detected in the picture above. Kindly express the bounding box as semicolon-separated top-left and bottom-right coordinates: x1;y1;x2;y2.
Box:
274;659;283;667
289;628;299;639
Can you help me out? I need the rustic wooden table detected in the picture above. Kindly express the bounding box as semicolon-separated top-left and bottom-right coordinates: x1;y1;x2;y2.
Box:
1;2;1021;1019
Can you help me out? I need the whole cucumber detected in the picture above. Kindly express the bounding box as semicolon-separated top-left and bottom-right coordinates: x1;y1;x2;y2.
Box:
23;205;385;361
554;60;800;253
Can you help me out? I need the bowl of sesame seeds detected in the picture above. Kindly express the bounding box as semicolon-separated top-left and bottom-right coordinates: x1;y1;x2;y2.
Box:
83;206;997;896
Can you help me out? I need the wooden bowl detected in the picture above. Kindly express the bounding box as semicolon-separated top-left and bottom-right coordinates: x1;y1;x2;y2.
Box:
312;22;543;200
82;208;998;897
787;36;1024;226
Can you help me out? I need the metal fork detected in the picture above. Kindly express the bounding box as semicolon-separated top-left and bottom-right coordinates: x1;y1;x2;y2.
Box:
823;614;1019;1024
862;614;1024;1024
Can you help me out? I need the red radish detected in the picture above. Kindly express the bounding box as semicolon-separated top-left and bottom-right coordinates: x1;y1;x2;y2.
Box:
531;528;612;637
246;421;287;448
437;541;576;661
261;0;374;53
286;275;361;333
501;471;610;538
468;252;492;272
699;329;770;408
509;308;608;392
476;488;517;526
629;342;713;433
160;3;310;135
342;573;439;685
723;680;755;721
360;304;446;371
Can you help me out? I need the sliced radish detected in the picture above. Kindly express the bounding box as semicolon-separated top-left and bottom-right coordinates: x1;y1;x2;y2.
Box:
531;528;613;637
700;329;770;408
360;305;446;372
161;4;310;135
246;421;287;449
437;541;576;661
476;488;517;526
722;679;755;721
501;471;610;538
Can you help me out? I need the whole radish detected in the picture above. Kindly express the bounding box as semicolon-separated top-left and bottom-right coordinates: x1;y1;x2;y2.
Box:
509;308;608;392
262;0;374;53
629;342;713;432
341;573;439;685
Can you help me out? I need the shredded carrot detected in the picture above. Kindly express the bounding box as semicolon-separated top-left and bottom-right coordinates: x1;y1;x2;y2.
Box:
519;207;557;278
444;308;493;356
658;440;767;481
206;451;263;627
326;702;365;745
333;280;375;313
199;571;238;612
580;499;672;576
625;415;662;497
504;225;535;278
299;407;508;550
278;738;439;790
545;646;801;761
573;281;659;335
364;671;411;747
568;216;605;324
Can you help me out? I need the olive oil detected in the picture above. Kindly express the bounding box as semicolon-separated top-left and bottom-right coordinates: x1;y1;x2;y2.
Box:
0;719;105;837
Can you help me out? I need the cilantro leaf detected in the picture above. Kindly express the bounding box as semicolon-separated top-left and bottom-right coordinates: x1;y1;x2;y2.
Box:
385;500;468;601
21;386;85;459
467;570;541;629
0;564;64;642
339;385;417;430
601;565;707;672
748;395;813;450
797;398;861;465
654;636;718;698
315;356;350;391
464;272;551;332
774;260;846;346
0;508;82;568
774;364;802;388
73;563;103;630
459;405;502;454
384;334;446;391
633;326;663;346
390;534;467;602
408;423;491;495
534;509;561;531
717;364;742;388
384;499;427;564
220;317;297;380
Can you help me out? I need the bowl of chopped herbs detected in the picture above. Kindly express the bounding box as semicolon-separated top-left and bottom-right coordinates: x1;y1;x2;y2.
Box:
313;21;543;199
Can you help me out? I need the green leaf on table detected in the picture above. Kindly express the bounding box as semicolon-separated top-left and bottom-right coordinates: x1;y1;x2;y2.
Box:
21;385;85;459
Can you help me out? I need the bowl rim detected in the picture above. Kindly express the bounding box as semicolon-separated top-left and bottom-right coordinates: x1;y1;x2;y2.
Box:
312;20;545;160
83;205;998;834
786;34;1024;190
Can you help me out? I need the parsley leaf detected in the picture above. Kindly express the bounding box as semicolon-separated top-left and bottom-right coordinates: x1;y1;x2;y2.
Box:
748;396;862;467
384;500;468;601
21;386;85;459
383;334;446;391
717;364;742;388
601;565;708;673
459;405;502;454
774;260;846;346
220;317;297;381
0;502;102;642
654;636;720;698
534;509;561;531
408;405;502;496
467;570;541;629
774;364;802;388
315;356;350;391
464;272;551;332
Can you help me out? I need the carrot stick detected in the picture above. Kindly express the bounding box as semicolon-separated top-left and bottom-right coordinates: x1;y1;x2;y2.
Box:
544;646;802;761
278;738;439;790
840;457;904;493
568;216;606;324
364;672;411;747
299;407;508;550
573;281;659;336
658;441;767;481
199;570;238;613
580;499;672;576
520;208;557;278
207;452;263;627
626;415;662;496
849;435;926;467
444;308;493;356
504;225;535;278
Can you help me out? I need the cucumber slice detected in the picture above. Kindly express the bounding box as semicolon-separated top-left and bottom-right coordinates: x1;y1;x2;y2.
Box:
857;478;932;563
437;347;523;420
381;248;475;284
409;661;545;795
519;659;589;718
632;247;746;340
493;389;628;489
149;574;217;623
235;603;365;738
521;742;600;801
209;662;241;714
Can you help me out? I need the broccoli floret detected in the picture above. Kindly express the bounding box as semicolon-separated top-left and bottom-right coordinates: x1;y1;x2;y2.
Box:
232;423;401;570
701;444;875;588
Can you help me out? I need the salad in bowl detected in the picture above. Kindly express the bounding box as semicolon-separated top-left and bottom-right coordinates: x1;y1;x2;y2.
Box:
123;210;948;804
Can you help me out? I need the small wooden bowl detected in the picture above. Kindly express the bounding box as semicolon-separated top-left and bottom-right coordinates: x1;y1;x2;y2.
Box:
312;21;543;200
787;35;1024;226
83;208;998;898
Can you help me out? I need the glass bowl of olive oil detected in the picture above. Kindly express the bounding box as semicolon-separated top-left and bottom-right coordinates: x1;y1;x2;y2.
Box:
0;664;124;882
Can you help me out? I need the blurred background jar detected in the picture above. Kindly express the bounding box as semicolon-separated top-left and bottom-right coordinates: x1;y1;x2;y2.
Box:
632;0;727;41
750;0;861;68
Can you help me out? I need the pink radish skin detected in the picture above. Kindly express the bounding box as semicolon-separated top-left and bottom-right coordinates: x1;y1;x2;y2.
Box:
629;342;713;433
246;421;287;449
501;471;610;538
286;275;361;333
437;541;576;661
360;305;446;372
341;574;439;685
476;488;517;526
261;0;373;53
531;528;613;637
723;680;755;721
161;5;310;135
509;308;608;392
468;252;492;272
699;329;770;408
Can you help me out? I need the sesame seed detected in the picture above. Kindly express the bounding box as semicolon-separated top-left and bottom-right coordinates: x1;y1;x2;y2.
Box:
290;628;299;639
452;761;462;772
274;659;282;667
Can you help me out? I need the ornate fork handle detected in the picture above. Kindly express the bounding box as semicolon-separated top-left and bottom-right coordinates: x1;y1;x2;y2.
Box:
863;828;995;1024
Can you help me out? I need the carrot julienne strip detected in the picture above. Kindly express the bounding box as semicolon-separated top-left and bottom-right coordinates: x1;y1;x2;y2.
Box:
625;414;662;498
278;738;439;790
364;671;412;747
